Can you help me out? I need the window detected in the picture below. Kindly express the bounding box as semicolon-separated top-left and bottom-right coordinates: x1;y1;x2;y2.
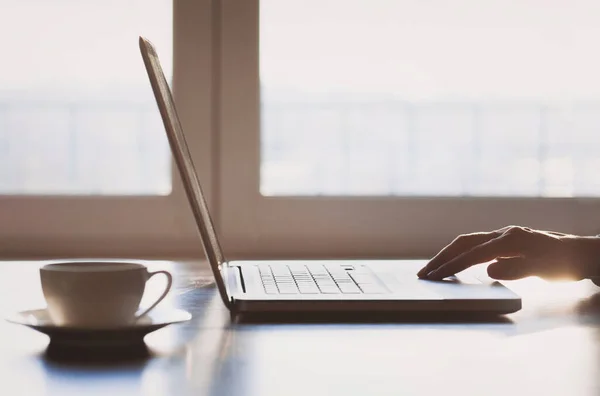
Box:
259;0;600;198
6;1;600;260
218;0;600;258
1;0;172;195
1;1;213;258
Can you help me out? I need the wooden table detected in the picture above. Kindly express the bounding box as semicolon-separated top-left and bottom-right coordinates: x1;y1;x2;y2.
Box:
0;259;599;396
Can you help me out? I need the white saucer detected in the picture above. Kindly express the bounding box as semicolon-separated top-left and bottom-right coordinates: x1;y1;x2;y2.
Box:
6;308;192;348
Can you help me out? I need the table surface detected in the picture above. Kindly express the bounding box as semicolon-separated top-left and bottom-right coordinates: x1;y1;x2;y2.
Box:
1;259;599;396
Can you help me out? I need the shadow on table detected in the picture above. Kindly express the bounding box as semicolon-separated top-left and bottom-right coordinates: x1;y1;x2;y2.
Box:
495;290;600;337
576;292;600;323
235;310;514;325
41;342;152;366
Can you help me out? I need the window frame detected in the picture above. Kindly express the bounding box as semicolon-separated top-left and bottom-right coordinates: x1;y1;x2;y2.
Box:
0;0;212;259
217;0;600;260
5;0;600;261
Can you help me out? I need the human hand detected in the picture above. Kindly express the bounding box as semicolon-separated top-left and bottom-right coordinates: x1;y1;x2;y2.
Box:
417;226;600;281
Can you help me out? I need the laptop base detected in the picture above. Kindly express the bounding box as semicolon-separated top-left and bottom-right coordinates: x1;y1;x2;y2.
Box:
229;260;521;315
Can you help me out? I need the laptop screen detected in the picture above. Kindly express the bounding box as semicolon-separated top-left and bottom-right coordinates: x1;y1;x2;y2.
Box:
138;36;231;308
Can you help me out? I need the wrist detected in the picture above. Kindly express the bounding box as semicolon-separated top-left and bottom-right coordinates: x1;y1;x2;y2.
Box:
568;236;600;281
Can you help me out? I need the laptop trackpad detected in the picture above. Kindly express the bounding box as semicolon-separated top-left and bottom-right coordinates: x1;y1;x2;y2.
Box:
418;272;511;299
379;266;503;300
376;270;445;299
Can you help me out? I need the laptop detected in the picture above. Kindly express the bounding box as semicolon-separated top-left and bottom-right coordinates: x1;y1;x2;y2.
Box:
138;36;521;316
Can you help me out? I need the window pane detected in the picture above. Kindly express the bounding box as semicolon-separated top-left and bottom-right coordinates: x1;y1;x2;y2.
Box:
260;0;600;197
0;0;172;195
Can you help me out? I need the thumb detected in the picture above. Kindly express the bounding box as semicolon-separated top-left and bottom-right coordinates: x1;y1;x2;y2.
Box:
487;257;536;280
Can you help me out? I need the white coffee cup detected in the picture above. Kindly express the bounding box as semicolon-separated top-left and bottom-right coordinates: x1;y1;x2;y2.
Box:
40;261;173;328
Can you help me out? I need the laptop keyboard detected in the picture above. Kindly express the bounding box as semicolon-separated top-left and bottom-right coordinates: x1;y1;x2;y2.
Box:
257;264;388;295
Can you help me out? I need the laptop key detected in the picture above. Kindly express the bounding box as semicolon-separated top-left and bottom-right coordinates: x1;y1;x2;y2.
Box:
315;281;336;288
319;287;341;294
279;290;299;294
339;284;362;294
299;287;320;294
279;287;298;292
331;274;353;282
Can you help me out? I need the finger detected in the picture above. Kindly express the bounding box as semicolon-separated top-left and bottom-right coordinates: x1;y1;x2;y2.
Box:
487;257;536;280
417;232;500;278
426;236;518;280
546;231;569;237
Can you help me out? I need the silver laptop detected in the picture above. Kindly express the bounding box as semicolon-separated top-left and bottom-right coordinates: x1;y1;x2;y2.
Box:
139;36;521;315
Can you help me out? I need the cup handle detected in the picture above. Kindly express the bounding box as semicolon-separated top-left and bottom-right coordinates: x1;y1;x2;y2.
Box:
134;270;173;321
